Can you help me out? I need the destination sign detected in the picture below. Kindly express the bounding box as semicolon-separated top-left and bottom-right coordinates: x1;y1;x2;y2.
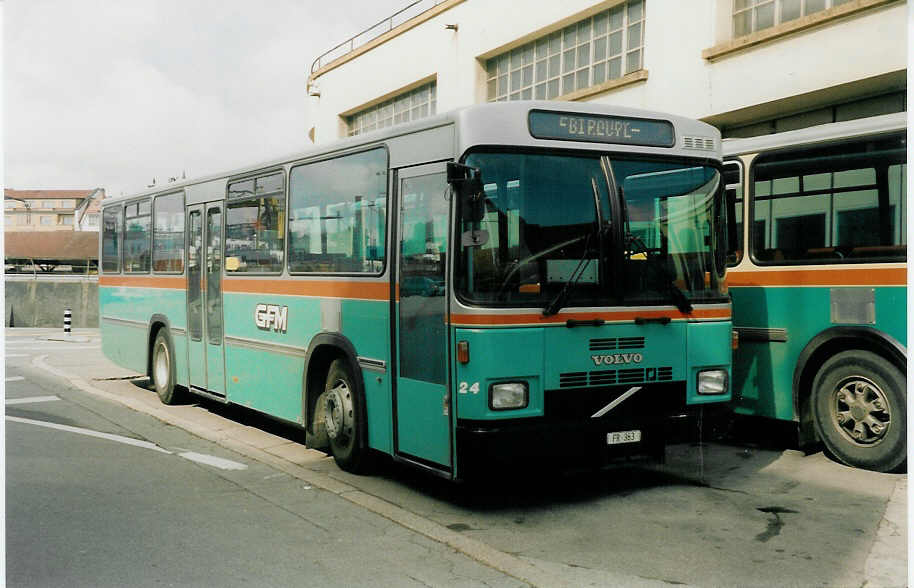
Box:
528;110;675;148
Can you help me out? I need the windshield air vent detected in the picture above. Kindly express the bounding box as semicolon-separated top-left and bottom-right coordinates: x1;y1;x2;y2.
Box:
589;336;645;351
682;136;715;151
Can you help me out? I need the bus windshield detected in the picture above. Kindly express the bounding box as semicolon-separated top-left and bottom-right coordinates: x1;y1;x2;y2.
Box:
456;151;726;308
613;158;726;307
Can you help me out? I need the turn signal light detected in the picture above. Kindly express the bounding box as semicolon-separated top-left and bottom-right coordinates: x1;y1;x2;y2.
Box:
731;329;739;350
457;340;470;364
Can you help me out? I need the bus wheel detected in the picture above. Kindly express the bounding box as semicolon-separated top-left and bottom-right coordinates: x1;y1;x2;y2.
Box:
812;350;906;473
152;330;180;405
323;359;370;473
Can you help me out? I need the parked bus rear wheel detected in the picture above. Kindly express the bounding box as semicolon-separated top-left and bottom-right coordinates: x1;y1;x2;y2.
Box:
152;330;181;405
323;359;371;473
812;350;905;473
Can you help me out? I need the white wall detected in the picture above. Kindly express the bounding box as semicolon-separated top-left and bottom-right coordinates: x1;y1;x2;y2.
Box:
308;0;907;143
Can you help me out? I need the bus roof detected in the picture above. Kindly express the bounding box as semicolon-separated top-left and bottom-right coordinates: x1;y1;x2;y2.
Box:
103;101;722;207
722;111;907;157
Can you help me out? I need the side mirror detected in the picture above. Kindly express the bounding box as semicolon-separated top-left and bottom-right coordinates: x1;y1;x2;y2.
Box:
447;162;486;223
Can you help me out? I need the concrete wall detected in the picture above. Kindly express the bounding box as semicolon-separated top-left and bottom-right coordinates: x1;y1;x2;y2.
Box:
5;277;98;328
307;0;906;142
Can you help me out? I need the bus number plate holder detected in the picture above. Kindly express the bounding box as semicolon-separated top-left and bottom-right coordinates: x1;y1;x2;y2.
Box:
607;430;641;445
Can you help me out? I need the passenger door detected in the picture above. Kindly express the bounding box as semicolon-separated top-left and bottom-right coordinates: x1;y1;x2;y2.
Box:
394;163;452;469
185;202;226;396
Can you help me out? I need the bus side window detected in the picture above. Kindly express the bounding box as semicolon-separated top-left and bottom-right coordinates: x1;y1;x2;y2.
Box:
152;192;185;273
225;173;286;274
750;133;906;265
101;206;122;273
287;147;388;274
124;199;152;273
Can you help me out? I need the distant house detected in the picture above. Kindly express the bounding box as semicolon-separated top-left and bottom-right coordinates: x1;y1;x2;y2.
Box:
4;188;105;232
5;230;98;273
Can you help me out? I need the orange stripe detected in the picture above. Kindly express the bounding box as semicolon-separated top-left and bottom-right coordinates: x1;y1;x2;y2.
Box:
728;267;906;287
450;307;731;326
223;278;390;300
99;275;185;289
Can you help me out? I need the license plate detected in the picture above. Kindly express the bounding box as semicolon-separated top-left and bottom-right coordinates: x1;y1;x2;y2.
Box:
607;429;641;445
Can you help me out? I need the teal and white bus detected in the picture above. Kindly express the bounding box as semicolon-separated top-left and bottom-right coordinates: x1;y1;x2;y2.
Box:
100;101;733;479
724;112;906;472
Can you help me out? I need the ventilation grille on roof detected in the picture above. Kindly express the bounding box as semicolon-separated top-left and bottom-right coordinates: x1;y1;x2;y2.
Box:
682;136;715;151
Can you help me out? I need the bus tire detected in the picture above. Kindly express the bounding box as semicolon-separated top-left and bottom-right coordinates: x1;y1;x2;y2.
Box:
151;330;180;405
811;350;905;473
323;359;371;473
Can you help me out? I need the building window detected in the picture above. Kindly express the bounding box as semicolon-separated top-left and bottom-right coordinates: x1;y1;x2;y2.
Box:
347;82;437;137
87;213;99;227
486;0;644;102
40;200;53;209
733;0;853;37
40;216;53;225
60;215;74;225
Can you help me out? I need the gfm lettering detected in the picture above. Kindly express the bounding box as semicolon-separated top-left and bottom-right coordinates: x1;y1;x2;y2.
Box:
254;304;288;333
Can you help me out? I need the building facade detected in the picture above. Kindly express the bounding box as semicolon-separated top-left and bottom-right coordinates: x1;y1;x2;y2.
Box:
306;0;906;143
4;188;103;232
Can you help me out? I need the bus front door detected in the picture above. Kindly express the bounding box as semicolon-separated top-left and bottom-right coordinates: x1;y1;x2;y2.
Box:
185;203;226;397
394;164;452;470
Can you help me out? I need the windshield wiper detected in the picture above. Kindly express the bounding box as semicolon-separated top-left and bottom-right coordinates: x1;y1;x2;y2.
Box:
542;228;597;317
626;233;693;315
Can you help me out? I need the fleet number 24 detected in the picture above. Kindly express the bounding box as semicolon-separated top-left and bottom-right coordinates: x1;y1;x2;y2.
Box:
458;381;480;394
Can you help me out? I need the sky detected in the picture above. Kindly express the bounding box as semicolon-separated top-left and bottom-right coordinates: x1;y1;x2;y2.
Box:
3;0;409;198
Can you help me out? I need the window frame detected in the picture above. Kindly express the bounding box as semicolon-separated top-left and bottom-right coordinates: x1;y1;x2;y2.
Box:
224;168;288;276
286;145;390;277
101;205;123;274
152;190;186;275
746;132;906;266
122;197;153;274
723;158;745;266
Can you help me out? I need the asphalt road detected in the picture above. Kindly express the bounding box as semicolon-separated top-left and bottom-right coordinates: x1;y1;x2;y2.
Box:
4;329;907;587
5;339;525;588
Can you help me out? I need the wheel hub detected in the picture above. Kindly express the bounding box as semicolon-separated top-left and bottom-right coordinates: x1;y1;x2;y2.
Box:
324;380;353;442
833;376;890;446
154;342;169;390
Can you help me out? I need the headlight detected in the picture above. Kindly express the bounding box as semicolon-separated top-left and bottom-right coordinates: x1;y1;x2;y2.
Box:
697;369;728;395
489;382;528;410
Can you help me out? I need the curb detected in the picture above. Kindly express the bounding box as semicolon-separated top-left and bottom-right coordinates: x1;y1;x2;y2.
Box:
31;354;578;588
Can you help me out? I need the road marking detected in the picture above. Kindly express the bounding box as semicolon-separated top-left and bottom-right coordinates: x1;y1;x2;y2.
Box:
178;452;247;471
4;346;100;351
7;415;247;470
5;376;26;382
6;395;60;405
6;415;173;453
